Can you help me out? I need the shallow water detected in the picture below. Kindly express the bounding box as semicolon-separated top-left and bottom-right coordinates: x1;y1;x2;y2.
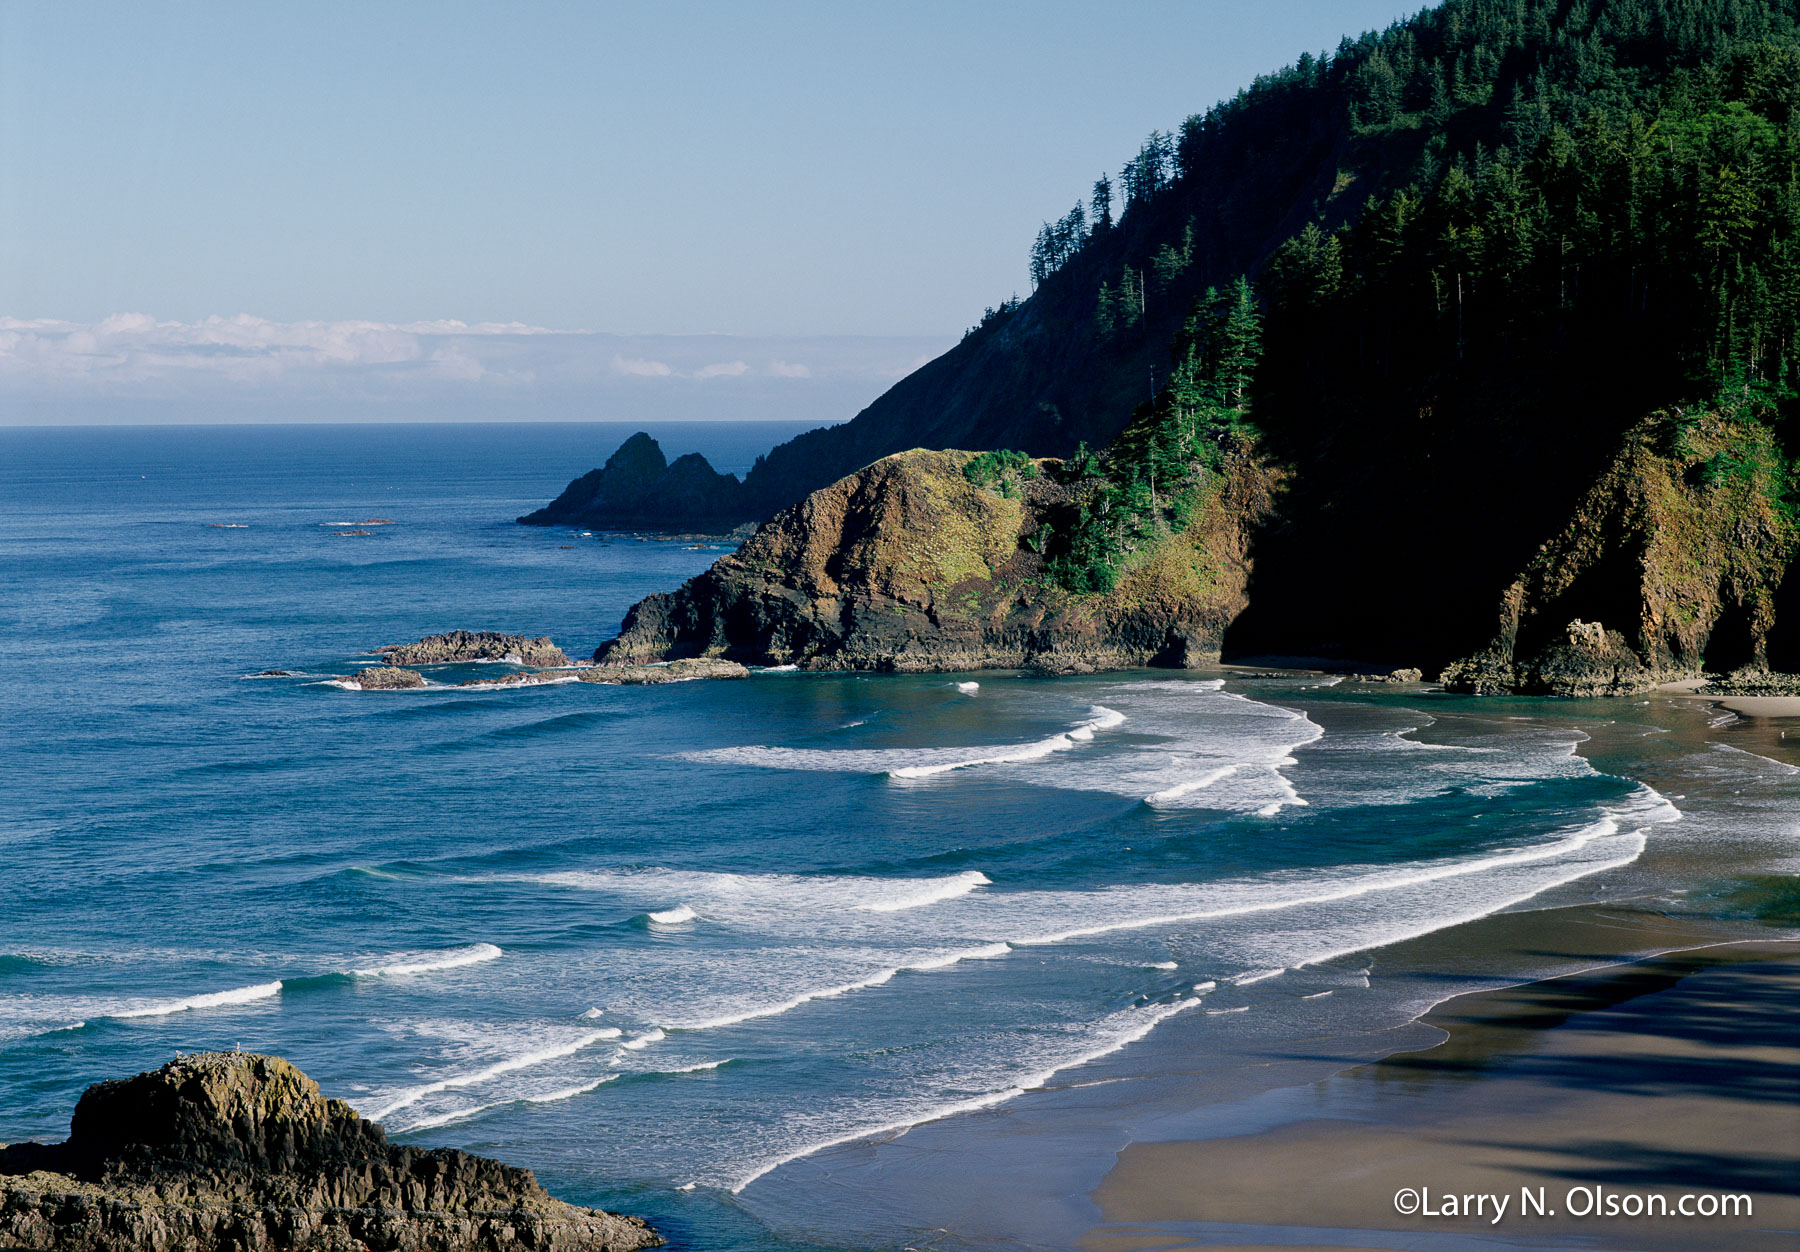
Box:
2;423;1795;1250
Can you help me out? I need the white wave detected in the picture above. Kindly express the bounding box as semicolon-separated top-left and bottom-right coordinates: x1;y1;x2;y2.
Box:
108;980;283;1020
891;706;1124;778
757;664;800;673
365;1029;616;1121
1301;990;1334;1000
686;704;1126;780
1147;961;1177;970
352;943;501;978
954;682;980;695
674;943;1012;1032
730;997;1199;1193
648;905;697;925
1231;968;1285;986
1205;1005;1250;1015
857;871;989;912
662;1059;730;1073
1191;980;1216;993
394;1075;618;1133
525;866;996;924
622;1028;665;1050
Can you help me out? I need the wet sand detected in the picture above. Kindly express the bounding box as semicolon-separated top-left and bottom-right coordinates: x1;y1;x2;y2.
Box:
1086;941;1800;1251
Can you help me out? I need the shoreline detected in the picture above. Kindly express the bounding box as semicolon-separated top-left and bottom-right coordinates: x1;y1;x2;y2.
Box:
735;681;1798;1251
1085;938;1800;1251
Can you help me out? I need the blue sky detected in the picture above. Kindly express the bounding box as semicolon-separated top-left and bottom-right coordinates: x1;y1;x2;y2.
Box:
0;1;1426;421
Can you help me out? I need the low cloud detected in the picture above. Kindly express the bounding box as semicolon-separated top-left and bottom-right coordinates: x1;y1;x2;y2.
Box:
0;314;955;424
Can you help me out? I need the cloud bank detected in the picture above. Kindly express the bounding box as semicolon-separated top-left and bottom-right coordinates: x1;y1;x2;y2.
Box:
0;315;953;424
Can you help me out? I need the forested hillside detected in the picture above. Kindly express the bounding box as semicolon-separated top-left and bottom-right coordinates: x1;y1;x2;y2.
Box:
563;0;1800;681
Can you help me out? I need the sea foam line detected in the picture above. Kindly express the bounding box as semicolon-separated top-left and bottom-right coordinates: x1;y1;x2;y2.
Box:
107;981;284;1020
888;706;1125;778
365;1029;618;1121
352;943;502;978
673;943;1013;1032
1010;789;1674;948
392;1075;619;1134
728;996;1200;1193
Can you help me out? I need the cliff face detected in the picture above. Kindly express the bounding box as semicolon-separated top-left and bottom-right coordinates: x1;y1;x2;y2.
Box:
520;432;751;531
595;448;1276;673
0;1052;658;1252
1443;414;1800;695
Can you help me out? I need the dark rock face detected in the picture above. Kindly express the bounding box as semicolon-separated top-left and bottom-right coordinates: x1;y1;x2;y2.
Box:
1442;415;1800;696
519;433;753;531
381;631;570;668
0;1052;659;1251
595;447;1275;674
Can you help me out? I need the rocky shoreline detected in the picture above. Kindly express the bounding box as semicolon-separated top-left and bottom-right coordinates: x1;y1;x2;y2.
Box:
0;1052;658;1252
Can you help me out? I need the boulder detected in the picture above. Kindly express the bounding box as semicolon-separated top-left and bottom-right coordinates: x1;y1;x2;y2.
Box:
345;666;427;690
0;1052;659;1251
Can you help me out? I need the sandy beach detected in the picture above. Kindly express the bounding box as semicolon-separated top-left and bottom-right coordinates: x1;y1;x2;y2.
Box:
1086;941;1800;1251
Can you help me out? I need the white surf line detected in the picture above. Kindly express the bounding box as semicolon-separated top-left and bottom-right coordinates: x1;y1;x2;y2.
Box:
391;1075;618;1134
352;943;502;978
365;1029;618;1122
1010;793;1672;948
889;706;1125;778
108;980;283;1019
727;997;1201;1194
670;942;1013;1033
858;870;990;912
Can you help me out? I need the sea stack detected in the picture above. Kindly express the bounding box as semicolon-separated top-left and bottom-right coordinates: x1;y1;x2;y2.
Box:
0;1051;660;1252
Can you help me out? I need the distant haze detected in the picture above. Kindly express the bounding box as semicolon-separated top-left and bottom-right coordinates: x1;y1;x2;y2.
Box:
0;316;949;425
0;1;1424;423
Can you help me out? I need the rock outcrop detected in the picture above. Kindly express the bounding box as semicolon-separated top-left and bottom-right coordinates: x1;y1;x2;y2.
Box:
380;631;570;668
1442;413;1800;695
341;666;427;690
0;1051;658;1252
458;659;749;687
519;433;755;531
594;446;1275;674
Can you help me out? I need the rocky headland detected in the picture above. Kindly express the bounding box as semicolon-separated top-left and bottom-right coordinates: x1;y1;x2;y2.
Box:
595;444;1275;674
1441;413;1799;696
0;1051;658;1252
379;631;571;668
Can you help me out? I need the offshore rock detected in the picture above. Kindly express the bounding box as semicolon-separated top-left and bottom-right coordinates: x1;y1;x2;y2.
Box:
0;1051;659;1252
519;432;755;532
380;631;571;668
580;658;750;684
595;446;1275;674
1442;413;1800;696
342;666;427;690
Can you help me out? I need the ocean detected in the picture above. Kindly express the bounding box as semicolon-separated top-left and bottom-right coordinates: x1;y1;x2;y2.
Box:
2;422;1795;1250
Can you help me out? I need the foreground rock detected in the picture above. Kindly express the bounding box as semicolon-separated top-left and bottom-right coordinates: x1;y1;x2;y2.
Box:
595;446;1274;673
0;1051;659;1252
380;631;570;668
1442;414;1800;696
340;665;427;690
519;432;757;532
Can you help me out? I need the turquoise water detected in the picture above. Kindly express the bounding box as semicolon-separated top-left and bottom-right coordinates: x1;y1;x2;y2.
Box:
2;423;1794;1250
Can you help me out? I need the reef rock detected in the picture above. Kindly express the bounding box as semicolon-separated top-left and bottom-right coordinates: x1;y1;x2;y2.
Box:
343;666;427;690
380;631;570;668
0;1051;658;1252
595;445;1274;674
1442;413;1800;696
519;433;755;532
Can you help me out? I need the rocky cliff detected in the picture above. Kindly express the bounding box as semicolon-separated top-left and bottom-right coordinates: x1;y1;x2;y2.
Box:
0;1052;658;1252
1442;412;1800;695
595;446;1275;673
519;432;752;531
